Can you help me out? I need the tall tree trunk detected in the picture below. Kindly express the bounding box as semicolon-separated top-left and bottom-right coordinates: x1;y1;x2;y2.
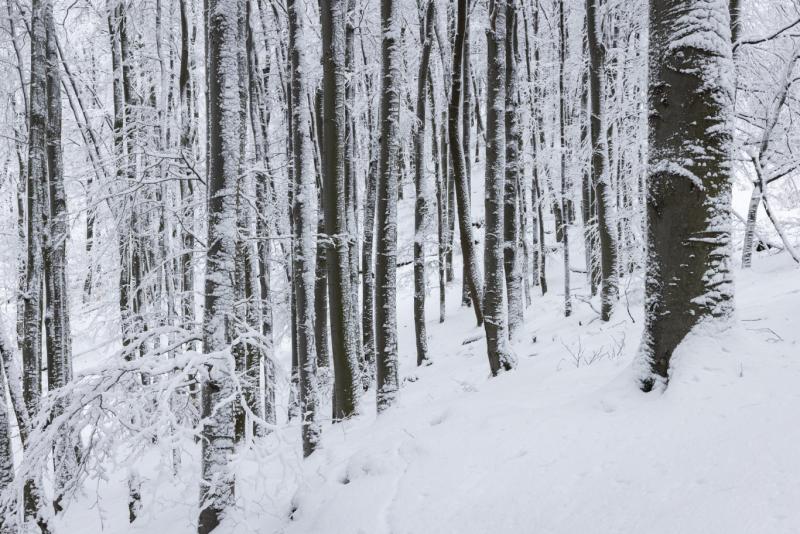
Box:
375;0;402;412
198;0;245;529
24;1;50;532
449;0;484;326
521;3;546;294
586;0;618;321
429;78;447;324
178;0;196;340
504;0;523;339
288;0;321;456
43;2;75;513
413;1;435;366
344;0;365;390
320;0;361;419
461;10;473;308
640;0;734;391
483;0;515;376
558;0;571;317
359;32;377;384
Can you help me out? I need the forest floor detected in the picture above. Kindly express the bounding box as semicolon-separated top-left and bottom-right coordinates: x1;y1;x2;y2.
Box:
60;241;800;534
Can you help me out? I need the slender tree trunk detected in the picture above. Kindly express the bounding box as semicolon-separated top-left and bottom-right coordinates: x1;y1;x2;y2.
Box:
320;0;361;419
640;0;734;391
179;0;196;340
288;0;321;456
461;12;473;308
375;0;402;411
360;83;377;386
0;340;14;533
429;78;447;324
586;0;618;321
504;0;523;339
449;0;484;326
484;0;515;376
740;184;760;268
198;0;245;529
311;88;331;377
43;2;75;513
558;0;571;317
24;2;50;532
413;1;435;366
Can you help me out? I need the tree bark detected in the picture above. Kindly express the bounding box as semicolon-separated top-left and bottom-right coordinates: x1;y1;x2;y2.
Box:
640;0;734;391
586;0;618;321
198;0;245;529
375;0;402;411
483;0;515;376
449;0;484;326
43;2;75;513
320;0;361;419
413;1;435;366
558;0;571;317
288;0;321;456
504;0;523;339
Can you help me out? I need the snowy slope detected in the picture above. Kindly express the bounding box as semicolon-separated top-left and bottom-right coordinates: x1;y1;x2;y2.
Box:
59;243;800;534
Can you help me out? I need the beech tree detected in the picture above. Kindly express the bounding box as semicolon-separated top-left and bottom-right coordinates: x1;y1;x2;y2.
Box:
320;0;361;419
413;0;436;367
375;0;402;411
449;0;484;326
199;0;245;529
640;0;735;390
484;0;515;376
288;0;321;455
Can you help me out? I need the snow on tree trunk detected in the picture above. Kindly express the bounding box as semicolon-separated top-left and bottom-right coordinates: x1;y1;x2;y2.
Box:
413;0;435;367
449;0;484;326
23;1;51;531
639;0;735;391
375;0;402;412
320;0;361;419
344;0;365;391
43;1;75;513
558;0;571;318
586;0;618;321
0;332;16;534
429;81;447;324
484;0;515;376
504;0;523;340
288;0;321;456
198;0;245;529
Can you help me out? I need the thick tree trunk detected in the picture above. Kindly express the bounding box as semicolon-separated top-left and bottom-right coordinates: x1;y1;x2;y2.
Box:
320;0;361;419
198;0;245;529
449;0;484;326
483;0;515;376
374;0;402;411
640;0;734;391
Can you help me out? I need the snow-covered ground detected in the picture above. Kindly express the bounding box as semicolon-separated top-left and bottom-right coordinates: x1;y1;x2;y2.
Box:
58;239;800;533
